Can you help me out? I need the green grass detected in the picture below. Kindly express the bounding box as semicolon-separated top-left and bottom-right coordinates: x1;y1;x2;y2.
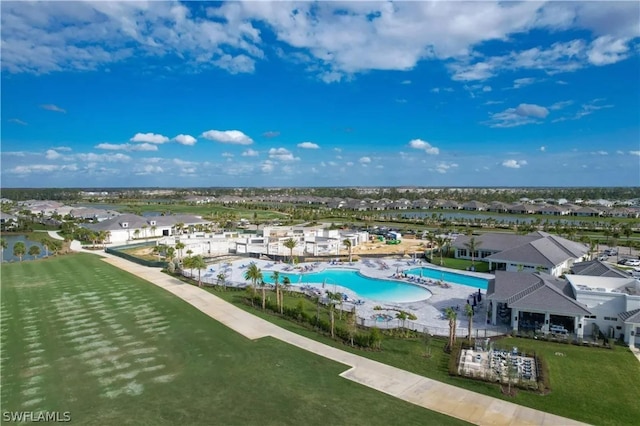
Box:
424;256;491;273
0;254;465;425
211;288;640;426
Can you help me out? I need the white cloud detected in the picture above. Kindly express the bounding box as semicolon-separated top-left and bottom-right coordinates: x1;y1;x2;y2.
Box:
297;141;320;149
433;162;459;174
512;77;537;88
540;146;546;152
173;134;197;146
40;104;66;113
502;159;528;169
263;131;280;138
76;153;131;162
592;151;609;155
587;35;631;66
242;149;259;157
173;158;196;167
52;146;72;152
359;157;371;164
408;139;440;155
485;103;549;128
45;149;62;160
549;100;573;110
134;165;164;175
334;148;342;152
629;151;640;157
346;161;354;166
261;160;275;173
201;129;253;145
1;1;265;75
8;118;27;125
268;147;299;162
7;164;78;174
95;143;158;152
130;132;169;144
552;98;613;122
221;152;234;158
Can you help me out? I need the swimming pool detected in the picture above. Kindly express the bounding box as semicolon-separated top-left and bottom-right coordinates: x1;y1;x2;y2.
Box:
405;267;489;290
262;269;431;303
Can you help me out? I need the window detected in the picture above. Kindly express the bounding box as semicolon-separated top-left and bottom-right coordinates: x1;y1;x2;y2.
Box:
603;316;617;321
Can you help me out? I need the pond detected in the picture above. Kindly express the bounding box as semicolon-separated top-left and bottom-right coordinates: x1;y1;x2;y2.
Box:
1;235;48;262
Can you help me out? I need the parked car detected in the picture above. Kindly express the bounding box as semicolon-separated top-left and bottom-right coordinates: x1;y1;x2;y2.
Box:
618;258;629;265
626;259;640;267
604;249;618;256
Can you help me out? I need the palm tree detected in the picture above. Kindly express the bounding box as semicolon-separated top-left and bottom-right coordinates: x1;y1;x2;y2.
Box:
283;237;297;263
175;242;185;259
41;239;51;257
244;263;262;307
133;229;140;240
465;303;474;345
182;255;195;278
271;271;282;314
166;247;176;262
150;225;157;237
463;236;481;267
13;241;26;262
622;224;633;255
28;245;41;260
445;307;457;350
347;306;357;346
343;238;353;262
282;276;291;298
326;291;343;338
1;237;8;261
141;224;148;239
426;233;436;261
435;236;448;266
191;255;206;287
186;249;193;257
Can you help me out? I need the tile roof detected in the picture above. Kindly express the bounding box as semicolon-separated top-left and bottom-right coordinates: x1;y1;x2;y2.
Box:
488;271;591;316
619;308;640;323
571;260;629;278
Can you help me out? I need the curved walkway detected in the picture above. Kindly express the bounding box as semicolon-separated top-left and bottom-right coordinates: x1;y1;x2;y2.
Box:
47;230;65;240
72;244;586;426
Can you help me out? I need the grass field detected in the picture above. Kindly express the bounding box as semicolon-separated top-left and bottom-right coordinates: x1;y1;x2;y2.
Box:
211;288;640;426
0;254;465;425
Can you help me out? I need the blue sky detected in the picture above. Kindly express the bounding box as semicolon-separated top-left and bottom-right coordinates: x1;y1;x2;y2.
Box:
1;1;639;188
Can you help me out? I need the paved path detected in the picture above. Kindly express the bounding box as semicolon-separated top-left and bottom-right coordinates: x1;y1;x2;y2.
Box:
73;245;587;425
47;230;65;240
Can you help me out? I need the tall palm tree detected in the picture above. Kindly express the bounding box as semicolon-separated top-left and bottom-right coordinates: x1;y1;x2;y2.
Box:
622;224;633;255
1;237;8;261
244;263;262;307
445;307;457;350
271;271;282;314
13;241;26;262
326;291;343;338
282;276;291;298
465;303;474;345
142;224;148;239
463;236;481;267
175;242;185;259
426;232;436;261
283;237;297;263
435;236;448;266
191;255;206;287
343;239;353;262
150;225;157;237
166;247;176;262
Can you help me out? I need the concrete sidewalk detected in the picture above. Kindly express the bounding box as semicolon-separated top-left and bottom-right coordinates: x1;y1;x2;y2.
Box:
82;248;587;425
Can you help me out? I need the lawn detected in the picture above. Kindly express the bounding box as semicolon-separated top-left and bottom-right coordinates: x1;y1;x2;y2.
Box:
424;255;491;273
0;254;465;425
211;287;640;426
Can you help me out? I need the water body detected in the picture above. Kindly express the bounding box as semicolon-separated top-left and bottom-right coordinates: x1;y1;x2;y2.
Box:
405;267;489;290
1;235;48;262
262;268;431;303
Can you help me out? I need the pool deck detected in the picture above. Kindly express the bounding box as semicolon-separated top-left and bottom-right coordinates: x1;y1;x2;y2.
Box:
219;257;504;336
71;243;586;426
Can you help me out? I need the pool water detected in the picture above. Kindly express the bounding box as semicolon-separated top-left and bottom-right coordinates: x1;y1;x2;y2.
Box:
405;267;489;289
262;269;431;303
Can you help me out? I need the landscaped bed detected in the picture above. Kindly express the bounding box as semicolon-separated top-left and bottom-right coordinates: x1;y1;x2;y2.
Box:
0;254;465;425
